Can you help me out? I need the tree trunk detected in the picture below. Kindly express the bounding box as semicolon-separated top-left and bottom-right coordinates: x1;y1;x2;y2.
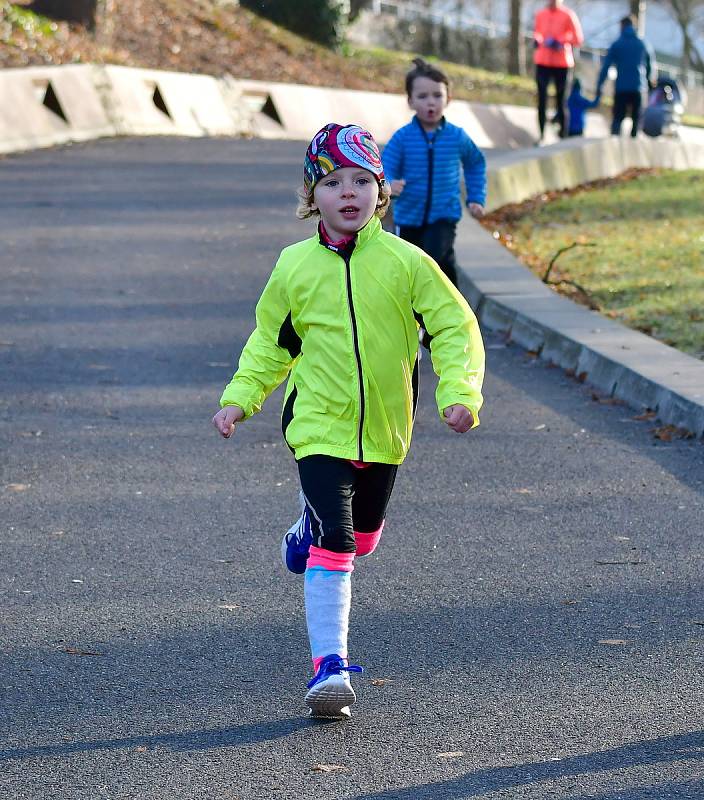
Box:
629;0;646;36
31;0;98;29
508;0;524;75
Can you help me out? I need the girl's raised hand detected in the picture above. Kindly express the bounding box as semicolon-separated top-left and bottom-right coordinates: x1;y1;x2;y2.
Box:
443;404;474;434
212;405;245;438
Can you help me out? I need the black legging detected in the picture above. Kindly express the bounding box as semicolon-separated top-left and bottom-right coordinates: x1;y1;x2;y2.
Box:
536;65;568;138
298;455;398;554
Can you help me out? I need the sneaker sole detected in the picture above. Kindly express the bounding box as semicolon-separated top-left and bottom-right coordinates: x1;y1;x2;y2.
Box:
305;675;356;720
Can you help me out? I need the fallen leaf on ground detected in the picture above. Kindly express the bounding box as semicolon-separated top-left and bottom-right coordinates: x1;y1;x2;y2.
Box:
61;647;104;656
690;620;704;626
515;488;532;494
651;424;694;441
633;410;657;421
371;678;393;686
207;361;231;367
562;598;582;606
218;604;241;611
533;424;546;431
590;392;623;405
595;559;643;565
598;639;630;646
135;745;148;752
311;763;347;773
437;751;464;759
6;483;30;492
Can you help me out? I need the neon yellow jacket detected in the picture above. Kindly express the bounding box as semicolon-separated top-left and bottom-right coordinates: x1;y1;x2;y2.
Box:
220;216;485;465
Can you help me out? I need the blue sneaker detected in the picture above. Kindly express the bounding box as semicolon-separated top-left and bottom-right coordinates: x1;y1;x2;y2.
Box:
305;654;363;720
281;494;313;574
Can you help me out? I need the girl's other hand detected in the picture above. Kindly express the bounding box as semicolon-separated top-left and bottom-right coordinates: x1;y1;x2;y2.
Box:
212;405;245;438
443;404;474;433
467;202;485;219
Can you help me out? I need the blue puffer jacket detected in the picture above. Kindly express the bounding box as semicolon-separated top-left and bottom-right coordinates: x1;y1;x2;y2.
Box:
382;116;486;227
597;25;655;94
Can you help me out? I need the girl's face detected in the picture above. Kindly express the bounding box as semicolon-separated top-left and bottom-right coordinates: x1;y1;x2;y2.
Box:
408;76;448;130
312;167;379;241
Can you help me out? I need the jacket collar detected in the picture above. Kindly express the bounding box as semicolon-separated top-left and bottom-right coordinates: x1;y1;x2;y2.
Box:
413;115;447;138
317;215;382;254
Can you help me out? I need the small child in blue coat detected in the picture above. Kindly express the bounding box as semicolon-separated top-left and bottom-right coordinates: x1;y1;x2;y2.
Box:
566;78;600;136
382;57;487;288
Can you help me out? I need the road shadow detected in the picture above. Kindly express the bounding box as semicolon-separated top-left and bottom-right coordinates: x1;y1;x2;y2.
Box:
0;717;312;763
348;730;704;799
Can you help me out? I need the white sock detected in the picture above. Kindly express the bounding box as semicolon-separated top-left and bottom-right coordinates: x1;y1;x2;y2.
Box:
304;566;351;663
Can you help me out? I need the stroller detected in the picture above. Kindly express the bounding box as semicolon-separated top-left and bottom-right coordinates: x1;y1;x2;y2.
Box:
642;75;686;137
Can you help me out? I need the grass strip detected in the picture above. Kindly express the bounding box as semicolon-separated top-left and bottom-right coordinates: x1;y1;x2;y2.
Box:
481;168;704;359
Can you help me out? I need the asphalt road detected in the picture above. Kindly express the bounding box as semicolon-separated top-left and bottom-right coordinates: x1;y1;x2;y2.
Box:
1;137;703;800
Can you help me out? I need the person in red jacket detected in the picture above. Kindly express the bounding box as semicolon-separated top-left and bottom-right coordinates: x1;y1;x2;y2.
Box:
533;0;584;141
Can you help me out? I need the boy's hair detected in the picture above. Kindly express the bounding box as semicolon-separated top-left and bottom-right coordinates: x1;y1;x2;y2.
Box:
405;57;450;97
296;181;391;221
620;15;634;28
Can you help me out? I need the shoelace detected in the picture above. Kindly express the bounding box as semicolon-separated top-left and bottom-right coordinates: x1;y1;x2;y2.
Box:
307;659;363;688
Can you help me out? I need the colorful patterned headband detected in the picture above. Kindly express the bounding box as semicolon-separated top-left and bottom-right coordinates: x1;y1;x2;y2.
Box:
304;123;385;191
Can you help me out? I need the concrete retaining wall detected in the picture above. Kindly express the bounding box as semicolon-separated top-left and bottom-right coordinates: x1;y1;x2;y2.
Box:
0;65;113;154
486;135;704;211
0;63;251;154
232;77;609;147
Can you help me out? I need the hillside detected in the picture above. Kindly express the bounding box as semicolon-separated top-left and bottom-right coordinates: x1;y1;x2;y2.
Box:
0;0;536;106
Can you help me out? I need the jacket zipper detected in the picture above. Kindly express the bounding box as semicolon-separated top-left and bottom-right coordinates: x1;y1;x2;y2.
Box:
341;248;365;461
422;136;434;226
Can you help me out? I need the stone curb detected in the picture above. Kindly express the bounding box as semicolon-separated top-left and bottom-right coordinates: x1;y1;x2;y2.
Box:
456;138;704;437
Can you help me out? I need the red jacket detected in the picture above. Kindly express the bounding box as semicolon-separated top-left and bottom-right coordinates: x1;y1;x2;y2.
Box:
533;5;584;68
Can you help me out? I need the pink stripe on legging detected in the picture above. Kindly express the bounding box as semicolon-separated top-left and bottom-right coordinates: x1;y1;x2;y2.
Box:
354;522;384;557
307;545;355;572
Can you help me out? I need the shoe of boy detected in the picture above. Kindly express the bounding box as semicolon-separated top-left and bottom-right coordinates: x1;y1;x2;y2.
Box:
281;493;313;574
305;654;363;720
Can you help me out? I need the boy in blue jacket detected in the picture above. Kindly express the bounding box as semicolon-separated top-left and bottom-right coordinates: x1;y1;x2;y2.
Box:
382;57;487;288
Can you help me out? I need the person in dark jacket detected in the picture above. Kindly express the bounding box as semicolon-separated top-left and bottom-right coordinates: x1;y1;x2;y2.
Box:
596;15;656;137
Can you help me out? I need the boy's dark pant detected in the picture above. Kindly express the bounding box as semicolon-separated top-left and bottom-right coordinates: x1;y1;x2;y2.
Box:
612;91;642;137
536;65;568;138
398;220;458;286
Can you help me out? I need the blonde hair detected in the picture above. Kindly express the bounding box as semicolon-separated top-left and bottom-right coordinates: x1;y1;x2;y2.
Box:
296;181;391;221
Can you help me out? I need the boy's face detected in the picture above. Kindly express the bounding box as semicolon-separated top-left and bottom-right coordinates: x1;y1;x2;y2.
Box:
312;167;379;241
408;76;448;129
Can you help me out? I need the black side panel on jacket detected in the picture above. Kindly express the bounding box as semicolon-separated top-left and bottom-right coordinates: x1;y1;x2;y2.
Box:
281;385;298;452
278;312;302;358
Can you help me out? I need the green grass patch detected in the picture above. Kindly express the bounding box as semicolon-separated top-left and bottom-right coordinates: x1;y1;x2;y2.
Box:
3;2;58;37
482;169;704;359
